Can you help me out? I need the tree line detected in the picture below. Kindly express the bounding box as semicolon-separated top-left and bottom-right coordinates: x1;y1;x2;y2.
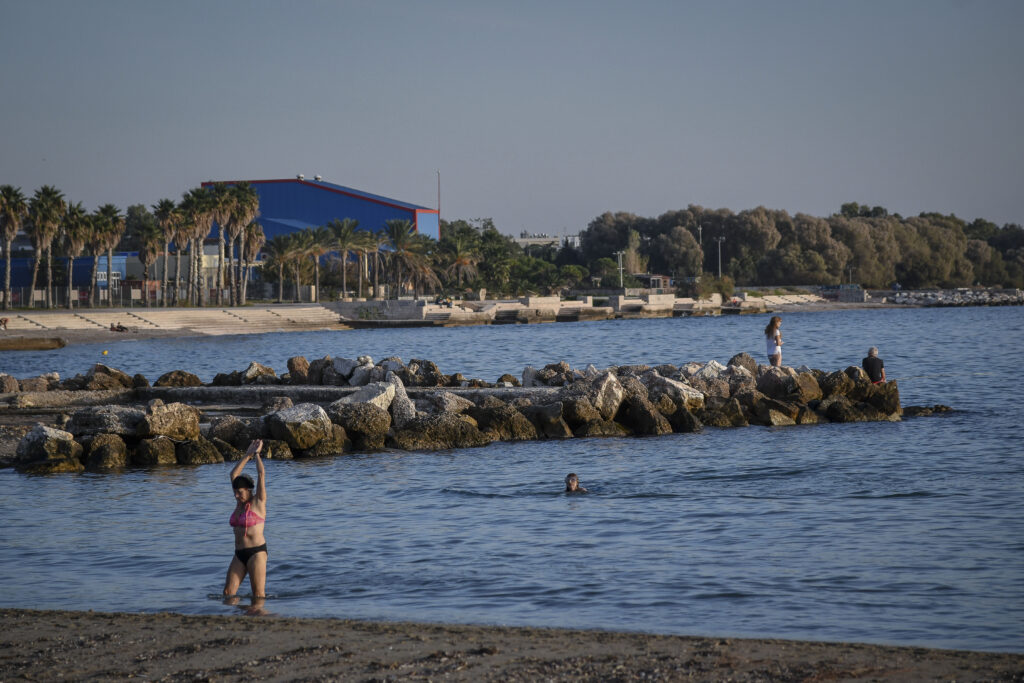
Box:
4;180;1022;312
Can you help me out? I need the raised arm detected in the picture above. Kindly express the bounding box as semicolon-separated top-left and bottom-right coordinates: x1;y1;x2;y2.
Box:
229;439;264;483
254;443;266;503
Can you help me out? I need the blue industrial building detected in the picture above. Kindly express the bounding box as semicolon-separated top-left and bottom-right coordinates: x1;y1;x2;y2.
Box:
202;177;440;241
0;255;127;289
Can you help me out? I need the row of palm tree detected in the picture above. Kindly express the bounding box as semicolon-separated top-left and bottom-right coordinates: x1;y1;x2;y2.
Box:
258;217;462;303
1;183;266;310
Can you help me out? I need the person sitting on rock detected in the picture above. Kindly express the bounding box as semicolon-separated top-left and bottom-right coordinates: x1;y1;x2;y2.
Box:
110;322;128;332
862;347;886;384
565;472;588;493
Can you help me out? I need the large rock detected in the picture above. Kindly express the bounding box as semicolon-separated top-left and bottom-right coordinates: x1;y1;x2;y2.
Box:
819;395;895;423
84;364;133;390
208;415;247;449
388;413;493;451
331;357;360;381
296;424;349;458
307;356;333;385
642;373;705;413
616;394;672;436
210;437;244;461
242;361;278;385
0;373;20;393
332;382;393;412
175;437;224;465
699;397;748;428
18;376;50;392
424;391;476;415
154;370;202;388
727;352;758;375
326;401;391;451
756;366;797;400
688;375;731;400
864;380;902;417
386;372;418;430
789;372;823;403
347;362;375;387
819;370;854;398
588;372;625;421
409;359;446;387
260;439;294;460
138;401;200;441
134;436;178;466
266;403;333;451
85;433;128;471
467;396;537;442
211;370;242;386
537;361;575;386
561;395;602;429
66;405;145;437
15;425;84;474
519;402;574;439
286;356;310;384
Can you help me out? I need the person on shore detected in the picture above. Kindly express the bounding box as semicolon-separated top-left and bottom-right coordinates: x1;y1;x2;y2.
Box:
0;317;8;331
764;316;783;367
862;347;886;384
565;473;587;493
225;440;268;599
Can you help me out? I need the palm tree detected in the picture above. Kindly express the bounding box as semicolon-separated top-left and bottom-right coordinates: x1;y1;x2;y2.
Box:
308;226;335;303
226;183;260;306
384;219;417;297
27;185;66;308
87;208;108;307
327;218;359;298
152;198;179;307
443;234;481;288
370;232;391;299
94;204;124;307
288;230;314;302
352;229;376;299
62;202;92;309
0;185;29;310
136;220;163;307
171;212;192;306
262;234;292;303
179;188;213;306
240;221;265;305
209;183;233;305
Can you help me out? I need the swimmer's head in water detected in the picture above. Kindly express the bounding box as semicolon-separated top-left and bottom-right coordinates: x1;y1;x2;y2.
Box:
565;473;580;490
232;475;255;491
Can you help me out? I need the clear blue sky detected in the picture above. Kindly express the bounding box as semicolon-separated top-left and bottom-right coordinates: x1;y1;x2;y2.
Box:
2;0;1021;235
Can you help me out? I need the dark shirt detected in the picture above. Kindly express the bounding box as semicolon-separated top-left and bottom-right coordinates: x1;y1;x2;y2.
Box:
862;356;884;383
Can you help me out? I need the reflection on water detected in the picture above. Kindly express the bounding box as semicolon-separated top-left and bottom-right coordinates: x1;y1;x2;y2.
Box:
1;307;1023;652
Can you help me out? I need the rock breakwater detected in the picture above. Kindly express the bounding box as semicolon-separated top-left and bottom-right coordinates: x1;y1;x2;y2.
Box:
3;353;904;474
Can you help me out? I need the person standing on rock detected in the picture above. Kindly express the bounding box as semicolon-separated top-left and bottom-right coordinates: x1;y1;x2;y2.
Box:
764;316;783;367
862;347;886;384
225;440;268;600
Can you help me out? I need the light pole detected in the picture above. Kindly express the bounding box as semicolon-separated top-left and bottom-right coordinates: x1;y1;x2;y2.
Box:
715;236;725;279
614;250;625;288
698;224;702;247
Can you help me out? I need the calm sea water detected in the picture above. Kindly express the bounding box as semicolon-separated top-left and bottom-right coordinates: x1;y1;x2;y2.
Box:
1;307;1022;652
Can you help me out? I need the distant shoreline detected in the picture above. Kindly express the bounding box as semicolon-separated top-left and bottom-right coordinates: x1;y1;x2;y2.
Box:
0;300;913;348
1;608;1020;681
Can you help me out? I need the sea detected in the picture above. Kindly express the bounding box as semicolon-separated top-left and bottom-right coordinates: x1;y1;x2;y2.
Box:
0;306;1022;653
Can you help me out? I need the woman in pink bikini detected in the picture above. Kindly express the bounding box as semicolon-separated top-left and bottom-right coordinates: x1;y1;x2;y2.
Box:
224;440;268;599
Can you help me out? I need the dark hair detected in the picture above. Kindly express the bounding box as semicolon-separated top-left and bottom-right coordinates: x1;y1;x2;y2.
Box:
764;316;781;336
232;475;255;490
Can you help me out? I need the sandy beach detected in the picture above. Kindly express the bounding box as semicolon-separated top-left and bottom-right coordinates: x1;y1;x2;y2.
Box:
2;608;1021;682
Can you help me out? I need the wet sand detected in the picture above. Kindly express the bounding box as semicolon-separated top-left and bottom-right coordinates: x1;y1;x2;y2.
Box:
1;608;1020;682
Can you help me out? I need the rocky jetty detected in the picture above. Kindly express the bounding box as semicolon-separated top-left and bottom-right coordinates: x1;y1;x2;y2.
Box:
2;353;905;474
888;288;1023;306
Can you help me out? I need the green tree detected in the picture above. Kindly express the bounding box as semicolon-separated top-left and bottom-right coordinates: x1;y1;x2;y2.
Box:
328;218;360;298
94;204;124;306
240;221;265;304
61;202;92;309
0;185;29;310
152;199;180;307
27;185;66;308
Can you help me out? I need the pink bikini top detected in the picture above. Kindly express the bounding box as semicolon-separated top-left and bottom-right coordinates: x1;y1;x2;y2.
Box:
230;504;265;530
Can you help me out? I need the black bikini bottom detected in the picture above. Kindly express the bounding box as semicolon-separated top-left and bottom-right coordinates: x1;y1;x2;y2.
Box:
235;543;267;565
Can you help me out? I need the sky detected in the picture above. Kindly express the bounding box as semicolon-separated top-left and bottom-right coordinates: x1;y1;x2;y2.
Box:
1;0;1021;236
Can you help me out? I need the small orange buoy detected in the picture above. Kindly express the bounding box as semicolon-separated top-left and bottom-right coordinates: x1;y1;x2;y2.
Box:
102;350;109;355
